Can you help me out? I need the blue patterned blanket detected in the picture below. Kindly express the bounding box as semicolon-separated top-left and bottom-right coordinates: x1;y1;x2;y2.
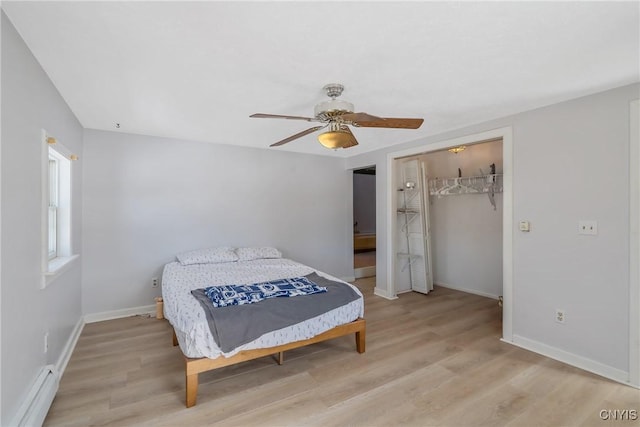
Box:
202;276;327;307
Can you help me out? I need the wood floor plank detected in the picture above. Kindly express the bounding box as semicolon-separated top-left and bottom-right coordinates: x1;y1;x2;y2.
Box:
300;363;453;427
159;373;321;427
44;277;640;426
504;371;624;427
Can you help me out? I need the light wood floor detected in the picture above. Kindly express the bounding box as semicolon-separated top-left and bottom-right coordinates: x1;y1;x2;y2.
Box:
45;278;640;426
354;250;376;269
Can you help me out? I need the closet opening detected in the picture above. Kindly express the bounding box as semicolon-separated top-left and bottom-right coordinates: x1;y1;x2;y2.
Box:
386;127;513;340
353;166;376;279
393;138;503;298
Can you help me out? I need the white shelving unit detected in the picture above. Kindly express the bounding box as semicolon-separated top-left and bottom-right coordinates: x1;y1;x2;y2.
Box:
396;158;433;294
397;189;420;281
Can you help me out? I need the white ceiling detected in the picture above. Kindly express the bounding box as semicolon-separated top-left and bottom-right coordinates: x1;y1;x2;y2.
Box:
3;1;639;157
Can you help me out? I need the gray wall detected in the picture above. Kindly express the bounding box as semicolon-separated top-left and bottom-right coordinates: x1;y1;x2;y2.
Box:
346;83;640;374
81;130;353;314
1;12;84;425
353;172;376;235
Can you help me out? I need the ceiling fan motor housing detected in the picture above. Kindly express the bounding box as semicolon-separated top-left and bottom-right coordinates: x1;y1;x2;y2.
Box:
314;83;354;118
314;99;354;118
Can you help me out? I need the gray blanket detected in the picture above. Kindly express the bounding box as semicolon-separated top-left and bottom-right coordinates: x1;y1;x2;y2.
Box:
191;272;361;353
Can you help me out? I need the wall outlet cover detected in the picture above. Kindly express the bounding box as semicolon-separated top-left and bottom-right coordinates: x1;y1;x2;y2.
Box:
578;220;598;235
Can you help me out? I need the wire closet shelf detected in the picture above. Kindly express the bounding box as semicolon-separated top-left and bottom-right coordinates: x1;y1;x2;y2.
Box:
428;173;503;197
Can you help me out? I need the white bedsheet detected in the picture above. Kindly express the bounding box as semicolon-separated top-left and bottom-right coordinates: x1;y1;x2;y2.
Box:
162;258;364;359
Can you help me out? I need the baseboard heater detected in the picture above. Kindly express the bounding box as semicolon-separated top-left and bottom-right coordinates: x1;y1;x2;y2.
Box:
12;365;59;427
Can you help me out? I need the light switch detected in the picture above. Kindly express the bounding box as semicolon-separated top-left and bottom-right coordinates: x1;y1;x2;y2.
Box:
519;221;530;232
578;220;598;235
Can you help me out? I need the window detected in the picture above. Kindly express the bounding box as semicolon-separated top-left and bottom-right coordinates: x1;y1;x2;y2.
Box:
42;131;77;287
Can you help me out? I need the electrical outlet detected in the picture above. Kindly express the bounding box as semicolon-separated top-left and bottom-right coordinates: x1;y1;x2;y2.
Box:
578;220;598;235
44;332;49;353
555;309;566;324
152;277;159;288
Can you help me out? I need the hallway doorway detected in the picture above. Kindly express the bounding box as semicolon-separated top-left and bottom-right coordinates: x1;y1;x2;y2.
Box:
353;166;376;278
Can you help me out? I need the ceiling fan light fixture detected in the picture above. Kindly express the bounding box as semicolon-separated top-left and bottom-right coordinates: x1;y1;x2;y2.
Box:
317;125;357;149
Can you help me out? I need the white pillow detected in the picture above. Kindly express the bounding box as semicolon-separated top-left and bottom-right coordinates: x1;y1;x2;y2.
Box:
236;247;282;261
176;247;238;266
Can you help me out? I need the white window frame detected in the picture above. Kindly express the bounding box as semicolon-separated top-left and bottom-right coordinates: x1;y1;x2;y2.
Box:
48;154;59;260
42;130;78;288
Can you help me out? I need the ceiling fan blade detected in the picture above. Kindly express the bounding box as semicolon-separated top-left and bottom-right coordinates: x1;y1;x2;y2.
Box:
352;117;424;129
340;112;383;122
250;113;317;122
270;125;326;147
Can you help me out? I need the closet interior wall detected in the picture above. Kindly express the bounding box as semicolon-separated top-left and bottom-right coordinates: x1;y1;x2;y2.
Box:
423;139;504;299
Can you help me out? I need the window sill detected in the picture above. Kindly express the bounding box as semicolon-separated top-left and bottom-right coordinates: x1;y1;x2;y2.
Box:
42;254;79;288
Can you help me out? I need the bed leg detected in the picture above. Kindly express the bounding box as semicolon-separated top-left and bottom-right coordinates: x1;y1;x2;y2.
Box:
278;351;284;365
155;297;164;319
186;373;198;408
356;329;365;353
172;329;178;347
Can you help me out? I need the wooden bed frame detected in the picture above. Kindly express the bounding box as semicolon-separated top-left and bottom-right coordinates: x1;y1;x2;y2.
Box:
172;317;366;407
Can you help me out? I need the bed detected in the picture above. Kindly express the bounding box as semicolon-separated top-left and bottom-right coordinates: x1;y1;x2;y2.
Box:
161;248;366;407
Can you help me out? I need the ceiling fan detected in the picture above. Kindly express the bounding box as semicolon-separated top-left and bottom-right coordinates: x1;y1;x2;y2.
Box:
250;84;424;150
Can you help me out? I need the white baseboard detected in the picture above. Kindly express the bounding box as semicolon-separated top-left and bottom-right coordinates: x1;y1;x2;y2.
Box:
56;318;84;375
434;282;499;300
374;287;398;300
505;334;633;387
339;275;356;283
10;365;59;427
84;304;156;324
12;318;85;427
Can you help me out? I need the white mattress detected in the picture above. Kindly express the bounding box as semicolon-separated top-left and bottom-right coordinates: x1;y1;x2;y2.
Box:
162;258;364;359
